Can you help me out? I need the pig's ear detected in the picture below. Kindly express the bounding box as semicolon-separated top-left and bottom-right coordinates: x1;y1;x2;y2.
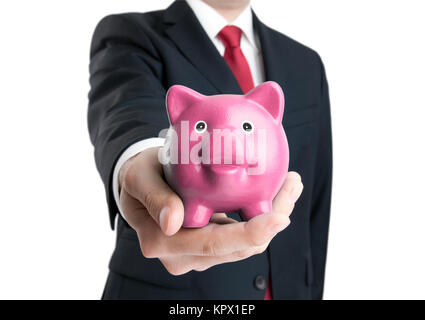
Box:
166;85;204;124
245;81;284;123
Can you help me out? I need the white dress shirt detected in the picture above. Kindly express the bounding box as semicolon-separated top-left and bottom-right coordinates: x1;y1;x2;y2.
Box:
112;0;265;214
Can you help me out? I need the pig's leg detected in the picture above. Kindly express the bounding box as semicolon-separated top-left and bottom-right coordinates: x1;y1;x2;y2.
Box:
240;201;272;221
183;201;214;228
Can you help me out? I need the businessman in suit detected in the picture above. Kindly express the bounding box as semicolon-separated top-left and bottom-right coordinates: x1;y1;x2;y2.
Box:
88;0;332;300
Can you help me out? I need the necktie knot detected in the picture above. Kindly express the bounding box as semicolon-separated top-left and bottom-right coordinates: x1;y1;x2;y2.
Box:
218;25;242;49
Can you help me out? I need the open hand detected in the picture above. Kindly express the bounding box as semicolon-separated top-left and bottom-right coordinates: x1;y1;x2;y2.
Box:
119;147;303;275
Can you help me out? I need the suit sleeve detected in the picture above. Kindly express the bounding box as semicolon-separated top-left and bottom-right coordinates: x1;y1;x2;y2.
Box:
310;55;333;299
88;14;169;229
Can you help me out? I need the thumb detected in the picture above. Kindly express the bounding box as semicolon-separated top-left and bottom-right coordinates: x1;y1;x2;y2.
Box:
124;165;184;236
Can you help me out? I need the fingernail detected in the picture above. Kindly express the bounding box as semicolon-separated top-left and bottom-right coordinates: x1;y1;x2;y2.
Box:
159;207;170;232
289;184;301;203
269;218;290;235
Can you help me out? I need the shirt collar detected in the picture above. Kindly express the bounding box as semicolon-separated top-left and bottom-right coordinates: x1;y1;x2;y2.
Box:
186;0;258;50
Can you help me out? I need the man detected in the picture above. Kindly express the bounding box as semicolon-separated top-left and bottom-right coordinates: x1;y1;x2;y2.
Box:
88;0;332;300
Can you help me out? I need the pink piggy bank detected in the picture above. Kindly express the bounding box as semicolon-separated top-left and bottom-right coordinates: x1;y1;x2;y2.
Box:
160;81;289;228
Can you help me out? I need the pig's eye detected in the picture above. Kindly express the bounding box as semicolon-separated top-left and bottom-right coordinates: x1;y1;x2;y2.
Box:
242;121;254;134
195;121;207;133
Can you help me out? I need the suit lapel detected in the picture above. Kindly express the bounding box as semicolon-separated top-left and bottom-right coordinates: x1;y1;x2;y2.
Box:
162;1;291;95
164;1;243;94
253;12;290;88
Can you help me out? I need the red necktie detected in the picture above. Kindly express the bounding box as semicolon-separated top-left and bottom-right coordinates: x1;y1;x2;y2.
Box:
218;25;272;300
218;26;254;94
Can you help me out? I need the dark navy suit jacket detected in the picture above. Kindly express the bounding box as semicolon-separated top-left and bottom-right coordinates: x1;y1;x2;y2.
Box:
88;0;332;300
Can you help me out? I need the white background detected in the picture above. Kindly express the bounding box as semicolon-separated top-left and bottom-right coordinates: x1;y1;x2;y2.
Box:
0;0;424;300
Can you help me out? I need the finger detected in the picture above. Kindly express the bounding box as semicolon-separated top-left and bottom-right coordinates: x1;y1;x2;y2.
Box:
193;242;269;272
145;209;290;257
209;213;238;225
160;242;269;275
211;213;228;219
120;189;173;259
193;242;270;271
136;171;302;258
122;151;184;236
136;172;301;258
272;171;303;217
120;189;151;230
